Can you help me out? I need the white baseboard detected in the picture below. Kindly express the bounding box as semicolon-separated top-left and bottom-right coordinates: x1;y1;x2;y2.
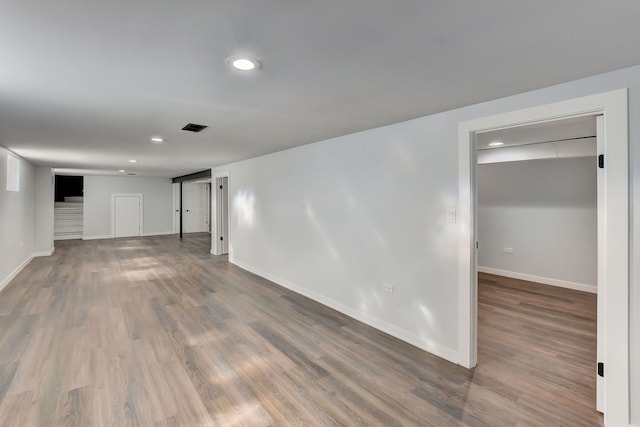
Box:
82;235;114;240
477;266;597;293
54;235;83;241
84;232;175;240
230;257;460;365
0;256;33;294
142;231;175;237
33;247;55;257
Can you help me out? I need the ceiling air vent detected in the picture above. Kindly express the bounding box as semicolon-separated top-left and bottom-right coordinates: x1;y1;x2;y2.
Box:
127;173;136;176
181;123;208;133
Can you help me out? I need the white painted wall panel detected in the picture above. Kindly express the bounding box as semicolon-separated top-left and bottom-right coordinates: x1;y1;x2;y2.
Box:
477;138;596;164
34;166;54;253
0;147;35;290
83;175;172;238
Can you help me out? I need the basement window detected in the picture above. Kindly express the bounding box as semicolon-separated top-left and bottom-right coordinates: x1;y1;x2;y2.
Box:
6;154;20;192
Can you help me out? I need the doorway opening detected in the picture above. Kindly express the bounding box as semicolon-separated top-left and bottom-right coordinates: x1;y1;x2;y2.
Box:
54;175;83;240
171;169;213;253
457;89;629;426
475;115;600;420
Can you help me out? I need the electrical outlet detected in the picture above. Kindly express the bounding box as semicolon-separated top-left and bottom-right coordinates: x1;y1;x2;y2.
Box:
504;247;514;254
447;210;457;224
383;284;394;293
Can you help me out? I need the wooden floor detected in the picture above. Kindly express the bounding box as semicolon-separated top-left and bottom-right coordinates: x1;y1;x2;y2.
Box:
0;234;602;426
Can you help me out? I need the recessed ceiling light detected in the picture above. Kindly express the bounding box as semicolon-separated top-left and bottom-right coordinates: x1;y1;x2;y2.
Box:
129;159;137;163
151;137;163;143
227;56;261;71
119;169;125;173
488;141;504;147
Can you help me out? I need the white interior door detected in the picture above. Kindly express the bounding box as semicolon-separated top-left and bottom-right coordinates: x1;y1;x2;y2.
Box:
216;177;229;255
114;195;141;238
595;115;604;413
184;182;208;233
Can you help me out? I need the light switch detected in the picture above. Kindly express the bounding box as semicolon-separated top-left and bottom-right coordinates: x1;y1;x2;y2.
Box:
447;210;457;224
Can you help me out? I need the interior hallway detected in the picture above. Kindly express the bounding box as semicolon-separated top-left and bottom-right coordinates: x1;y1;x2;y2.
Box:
0;234;601;426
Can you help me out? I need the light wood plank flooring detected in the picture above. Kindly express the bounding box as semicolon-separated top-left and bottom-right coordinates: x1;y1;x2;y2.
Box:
0;234;602;426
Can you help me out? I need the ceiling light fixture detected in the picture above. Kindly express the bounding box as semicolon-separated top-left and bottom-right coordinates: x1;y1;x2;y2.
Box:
119;169;125;173
488;141;504;147
129;159;137;163
227;56;261;71
151;137;163;143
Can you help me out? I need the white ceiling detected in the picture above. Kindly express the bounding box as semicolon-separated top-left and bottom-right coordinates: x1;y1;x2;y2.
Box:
1;1;640;178
477;116;597;150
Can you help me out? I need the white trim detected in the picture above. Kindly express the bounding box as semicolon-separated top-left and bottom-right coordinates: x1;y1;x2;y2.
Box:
0;256;32;293
458;89;629;426
54;235;83;241
213;170;230;179
32;247;55;257
231;257;459;363
111;193;143;237
477;267;597;294
141;231;175;237
172;182;180;234
83;232;174;240
82;234;113;240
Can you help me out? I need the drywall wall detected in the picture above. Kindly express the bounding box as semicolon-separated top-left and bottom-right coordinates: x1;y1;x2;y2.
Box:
83;175;173;238
0;147;36;290
219;119;461;359
34;166;54;254
213;63;640;422
477;157;597;291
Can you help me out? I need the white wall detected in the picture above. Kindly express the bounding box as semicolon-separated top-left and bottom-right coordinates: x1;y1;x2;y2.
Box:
0;147;36;290
83;175;173;238
213;63;640;423
477;157;597;291
34;166;54;254
220;120;461;358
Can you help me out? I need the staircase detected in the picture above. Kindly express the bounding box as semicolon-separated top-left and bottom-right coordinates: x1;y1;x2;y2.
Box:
54;197;83;240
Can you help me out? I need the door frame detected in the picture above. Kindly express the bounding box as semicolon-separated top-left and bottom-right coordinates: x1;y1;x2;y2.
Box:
211;171;229;255
111;193;143;238
172;183;180;234
457;89;628;426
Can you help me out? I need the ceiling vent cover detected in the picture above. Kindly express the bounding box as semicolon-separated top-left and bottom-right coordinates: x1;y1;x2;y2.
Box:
182;123;208;133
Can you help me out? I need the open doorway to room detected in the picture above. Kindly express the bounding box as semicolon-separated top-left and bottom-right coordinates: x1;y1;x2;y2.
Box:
172;170;212;253
475;116;601;424
457;89;629;426
53;175;83;240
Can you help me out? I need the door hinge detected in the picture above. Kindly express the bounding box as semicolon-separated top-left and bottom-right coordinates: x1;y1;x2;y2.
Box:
598;154;604;169
597;362;604;377
476;241;479;249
